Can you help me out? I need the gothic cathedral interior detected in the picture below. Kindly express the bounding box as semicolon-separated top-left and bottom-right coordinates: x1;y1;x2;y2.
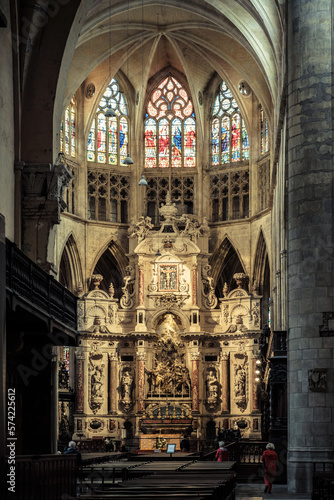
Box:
2;0;333;495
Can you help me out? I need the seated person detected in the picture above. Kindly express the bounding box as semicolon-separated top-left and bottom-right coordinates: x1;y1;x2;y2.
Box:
64;440;82;466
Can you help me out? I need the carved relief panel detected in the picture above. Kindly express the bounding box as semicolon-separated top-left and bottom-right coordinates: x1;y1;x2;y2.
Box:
88;352;105;413
232;352;248;413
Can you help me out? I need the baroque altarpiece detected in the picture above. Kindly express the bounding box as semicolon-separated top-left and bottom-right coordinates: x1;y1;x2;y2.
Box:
72;194;263;449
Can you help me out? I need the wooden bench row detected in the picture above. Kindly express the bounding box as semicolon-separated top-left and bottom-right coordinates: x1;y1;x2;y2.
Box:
78;470;236;500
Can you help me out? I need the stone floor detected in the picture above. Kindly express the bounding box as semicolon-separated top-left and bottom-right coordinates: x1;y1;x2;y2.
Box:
236;483;310;500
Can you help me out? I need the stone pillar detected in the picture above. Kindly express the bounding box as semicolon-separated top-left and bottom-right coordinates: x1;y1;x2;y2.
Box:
287;1;334;493
75;348;84;413
221;352;230;413
191;352;200;413
108;351;118;414
137;352;146;413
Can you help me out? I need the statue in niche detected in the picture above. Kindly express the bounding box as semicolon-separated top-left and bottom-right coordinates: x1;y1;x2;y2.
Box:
234;360;247;411
91;364;103;398
158;313;179;336
206;369;219;408
121;369;133;401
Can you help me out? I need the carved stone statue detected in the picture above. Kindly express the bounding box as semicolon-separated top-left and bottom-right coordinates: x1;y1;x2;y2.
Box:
199;217;210;236
202;264;218;309
146;314;190;397
206;369;219;408
128;216;153;240
121;370;133;401
120;265;135;309
180;214;201;239
234;360;247;411
91;364;103;398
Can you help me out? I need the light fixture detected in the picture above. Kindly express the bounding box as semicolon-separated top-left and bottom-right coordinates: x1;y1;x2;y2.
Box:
139;174;148;186
155;248;161;256
105;106;116;118
122;153;134;165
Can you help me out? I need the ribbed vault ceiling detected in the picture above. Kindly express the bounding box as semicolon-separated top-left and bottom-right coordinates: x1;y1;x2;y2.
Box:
64;0;284;118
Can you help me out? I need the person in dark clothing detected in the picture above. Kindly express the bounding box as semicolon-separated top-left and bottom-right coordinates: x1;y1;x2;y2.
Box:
64;440;82;466
180;436;190;452
261;443;278;494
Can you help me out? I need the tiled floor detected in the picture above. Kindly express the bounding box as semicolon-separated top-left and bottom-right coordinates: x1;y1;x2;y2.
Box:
236;483;311;500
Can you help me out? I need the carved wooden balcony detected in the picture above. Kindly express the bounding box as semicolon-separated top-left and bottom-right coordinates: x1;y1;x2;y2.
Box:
6;239;77;338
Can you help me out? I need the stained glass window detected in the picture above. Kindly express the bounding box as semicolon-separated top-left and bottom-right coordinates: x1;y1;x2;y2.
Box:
260;106;269;154
145;76;196;168
211;82;248;166
60;96;76;158
87;78;129;165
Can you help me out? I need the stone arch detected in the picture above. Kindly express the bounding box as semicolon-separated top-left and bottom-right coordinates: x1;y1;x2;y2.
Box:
253;229;270;326
59;233;84;294
90;238;128;299
147;308;190;332
210;236;246;298
253;229;270;294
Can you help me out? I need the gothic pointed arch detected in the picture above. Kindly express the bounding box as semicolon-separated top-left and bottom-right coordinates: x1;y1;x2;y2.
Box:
59;233;84;294
91;239;128;299
253;229;270;325
253;229;269;295
210;237;246;298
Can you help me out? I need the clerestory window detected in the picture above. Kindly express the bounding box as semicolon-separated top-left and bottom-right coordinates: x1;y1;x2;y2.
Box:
87;78;130;165
60;96;76;158
211;81;249;166
144;76;196;168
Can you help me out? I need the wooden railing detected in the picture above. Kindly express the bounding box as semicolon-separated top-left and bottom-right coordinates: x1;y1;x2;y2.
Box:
6;239;77;331
5;455;77;500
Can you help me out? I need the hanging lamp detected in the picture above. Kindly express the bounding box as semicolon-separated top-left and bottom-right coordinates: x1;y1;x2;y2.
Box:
139;174;148;186
105;107;116;118
122;153;134;165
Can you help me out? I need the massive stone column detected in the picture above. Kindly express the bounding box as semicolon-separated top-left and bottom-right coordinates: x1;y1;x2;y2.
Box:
287;0;334;492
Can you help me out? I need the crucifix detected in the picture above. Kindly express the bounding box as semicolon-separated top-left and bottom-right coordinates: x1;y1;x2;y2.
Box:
160;265;177;290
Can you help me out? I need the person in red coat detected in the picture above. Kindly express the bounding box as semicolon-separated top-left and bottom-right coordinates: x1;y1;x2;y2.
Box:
261;443;278;493
215;441;229;462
